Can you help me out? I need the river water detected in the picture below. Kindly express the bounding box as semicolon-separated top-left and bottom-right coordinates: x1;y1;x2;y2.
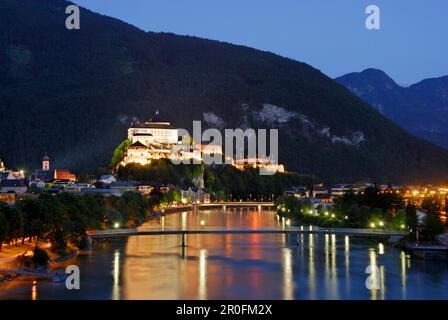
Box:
1;208;448;300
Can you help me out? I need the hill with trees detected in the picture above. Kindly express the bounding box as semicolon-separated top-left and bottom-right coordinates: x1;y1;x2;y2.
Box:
2;0;448;183
336;68;448;150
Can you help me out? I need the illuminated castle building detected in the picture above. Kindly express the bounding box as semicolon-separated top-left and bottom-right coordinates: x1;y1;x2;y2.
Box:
120;118;284;174
122;120;204;166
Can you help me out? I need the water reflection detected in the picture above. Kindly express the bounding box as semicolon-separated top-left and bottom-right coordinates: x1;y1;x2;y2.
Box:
378;243;385;255
324;234;330;294
2;208;448;300
198;249;207;300
344;236;350;296
401;251;407;299
31;281;37;301
181;212;187;230
367;248;386;300
112;250;120;300
308;234;316;299
330;234;338;299
282;248;293;300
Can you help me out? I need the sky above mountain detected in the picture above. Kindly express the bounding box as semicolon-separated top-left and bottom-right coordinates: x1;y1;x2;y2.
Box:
72;0;448;85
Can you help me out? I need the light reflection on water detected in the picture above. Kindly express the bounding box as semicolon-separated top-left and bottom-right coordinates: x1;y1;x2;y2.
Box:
1;208;448;300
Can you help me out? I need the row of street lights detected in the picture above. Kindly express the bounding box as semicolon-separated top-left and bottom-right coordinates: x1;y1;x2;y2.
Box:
227;194;275;202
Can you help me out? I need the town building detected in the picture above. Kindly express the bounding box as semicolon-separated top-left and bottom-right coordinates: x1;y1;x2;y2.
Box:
138;185;154;195
181;188;211;204
34;154;76;183
0;170;25;181
128;121;178;145
330;184;359;199
0;193;16;205
109;181;139;194
0;157;26;183
64;183;95;193
0;179;28;195
99;174;117;185
233;157;285;174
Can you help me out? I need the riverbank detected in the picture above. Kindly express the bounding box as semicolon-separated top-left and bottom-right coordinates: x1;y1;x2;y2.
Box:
0;242;78;282
152;205;193;215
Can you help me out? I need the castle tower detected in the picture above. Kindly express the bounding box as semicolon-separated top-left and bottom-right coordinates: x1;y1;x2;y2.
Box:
42;153;50;171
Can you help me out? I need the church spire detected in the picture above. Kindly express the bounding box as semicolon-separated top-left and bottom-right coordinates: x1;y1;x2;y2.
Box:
0;155;5;173
42;153;50;171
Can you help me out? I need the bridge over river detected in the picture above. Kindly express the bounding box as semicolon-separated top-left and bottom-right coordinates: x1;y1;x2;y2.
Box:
87;227;408;248
196;202;274;210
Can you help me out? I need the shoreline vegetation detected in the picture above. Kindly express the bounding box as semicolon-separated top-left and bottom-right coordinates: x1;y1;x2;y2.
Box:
0;191;149;281
2;161;448;282
0;159;314;281
276;186;448;257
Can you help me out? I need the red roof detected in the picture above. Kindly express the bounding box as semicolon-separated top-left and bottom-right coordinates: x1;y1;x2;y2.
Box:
54;170;76;181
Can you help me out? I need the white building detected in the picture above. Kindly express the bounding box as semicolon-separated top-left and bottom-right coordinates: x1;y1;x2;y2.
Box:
128;122;178;146
123;120;208;166
0;157;5;173
99;175;117;185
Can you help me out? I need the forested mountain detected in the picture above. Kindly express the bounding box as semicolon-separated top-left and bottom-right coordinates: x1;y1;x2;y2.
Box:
336;68;448;149
1;0;448;183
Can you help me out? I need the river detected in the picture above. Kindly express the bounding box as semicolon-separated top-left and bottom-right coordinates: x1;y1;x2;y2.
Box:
1;208;448;300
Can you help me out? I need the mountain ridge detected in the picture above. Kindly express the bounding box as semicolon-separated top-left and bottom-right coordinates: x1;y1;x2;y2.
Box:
1;0;448;183
336;69;448;150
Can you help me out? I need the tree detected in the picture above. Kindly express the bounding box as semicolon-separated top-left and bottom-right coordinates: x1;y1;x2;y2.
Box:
104;208;123;229
119;192;146;228
422;197;442;214
40;194;66;250
19;199;49;248
423;211;445;242
1;204;24;245
392;209;406;230
405;204;418;233
111;139;131;168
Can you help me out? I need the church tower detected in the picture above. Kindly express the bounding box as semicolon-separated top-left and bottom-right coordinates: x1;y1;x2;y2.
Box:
42;153;50;171
0;156;5;173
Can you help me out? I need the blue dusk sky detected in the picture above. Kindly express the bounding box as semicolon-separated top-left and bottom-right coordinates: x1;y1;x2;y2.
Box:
73;0;448;85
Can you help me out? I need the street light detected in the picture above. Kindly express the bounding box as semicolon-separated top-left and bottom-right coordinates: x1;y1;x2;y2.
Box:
114;222;120;229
